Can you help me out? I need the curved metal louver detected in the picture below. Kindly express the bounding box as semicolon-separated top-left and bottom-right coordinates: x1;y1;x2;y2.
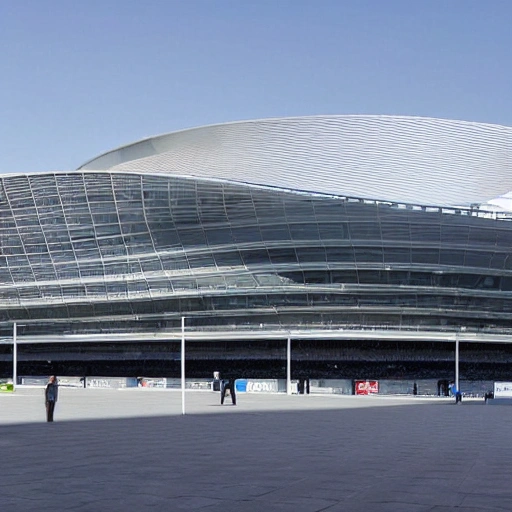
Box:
79;115;512;207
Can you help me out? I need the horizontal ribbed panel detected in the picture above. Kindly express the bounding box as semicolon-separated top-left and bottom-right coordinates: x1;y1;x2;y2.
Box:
79;115;512;207
3;171;512;337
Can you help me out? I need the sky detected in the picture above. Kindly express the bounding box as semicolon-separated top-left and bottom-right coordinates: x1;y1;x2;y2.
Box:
1;0;511;174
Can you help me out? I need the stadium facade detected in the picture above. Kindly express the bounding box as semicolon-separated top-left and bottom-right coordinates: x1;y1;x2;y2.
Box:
2;115;512;379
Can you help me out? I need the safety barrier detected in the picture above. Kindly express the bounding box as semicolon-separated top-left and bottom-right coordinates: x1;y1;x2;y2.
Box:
10;376;496;397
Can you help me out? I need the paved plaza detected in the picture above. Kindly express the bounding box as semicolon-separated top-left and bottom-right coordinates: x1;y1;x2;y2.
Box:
1;388;512;511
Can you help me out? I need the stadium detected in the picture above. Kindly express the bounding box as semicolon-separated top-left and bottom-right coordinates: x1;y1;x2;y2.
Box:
2;115;512;386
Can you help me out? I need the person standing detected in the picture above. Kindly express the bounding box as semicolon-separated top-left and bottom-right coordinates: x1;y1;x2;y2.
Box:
220;378;236;405
45;376;59;422
449;381;462;404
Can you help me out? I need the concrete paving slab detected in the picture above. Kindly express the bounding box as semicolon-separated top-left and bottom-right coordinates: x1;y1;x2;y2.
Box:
1;389;511;511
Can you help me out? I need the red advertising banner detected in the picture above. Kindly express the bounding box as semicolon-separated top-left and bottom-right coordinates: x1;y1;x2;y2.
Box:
355;380;379;395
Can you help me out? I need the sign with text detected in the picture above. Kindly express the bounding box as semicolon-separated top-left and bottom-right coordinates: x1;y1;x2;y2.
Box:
139;378;166;388
494;382;512;398
246;379;279;393
355;380;379;395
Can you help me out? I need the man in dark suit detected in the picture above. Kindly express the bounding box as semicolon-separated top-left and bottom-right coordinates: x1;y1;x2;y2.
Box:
220;379;236;405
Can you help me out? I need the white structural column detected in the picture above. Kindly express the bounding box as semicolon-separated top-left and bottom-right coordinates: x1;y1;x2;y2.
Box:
181;316;186;415
287;337;291;395
13;322;17;390
455;334;460;392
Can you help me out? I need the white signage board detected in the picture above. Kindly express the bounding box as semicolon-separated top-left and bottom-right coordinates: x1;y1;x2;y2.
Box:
246;379;279;393
494;382;512;398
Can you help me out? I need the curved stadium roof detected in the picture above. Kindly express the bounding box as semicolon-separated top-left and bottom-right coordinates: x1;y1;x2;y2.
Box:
78;115;512;208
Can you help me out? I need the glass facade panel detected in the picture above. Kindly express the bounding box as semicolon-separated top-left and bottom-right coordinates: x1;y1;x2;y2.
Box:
383;246;411;264
213;250;244;267
241;249;270;266
260;224;291;242
411;248;439;265
289;223;320;241
441;222;468;244
353;246;383;264
348;221;382;240
411;222;440;242
464;251;491;268
439;249;465;266
330;270;358;284
490;252;507;270
296;247;327;264
324;246;355;264
2;170;512;341
188;253;216;269
269;248;298;266
318;222;347;240
231;226;261;244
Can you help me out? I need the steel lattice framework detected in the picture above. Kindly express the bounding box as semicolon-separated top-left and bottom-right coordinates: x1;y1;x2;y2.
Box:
2;115;512;344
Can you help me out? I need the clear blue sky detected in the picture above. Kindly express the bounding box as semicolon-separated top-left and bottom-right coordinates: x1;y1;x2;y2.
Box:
1;0;511;174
